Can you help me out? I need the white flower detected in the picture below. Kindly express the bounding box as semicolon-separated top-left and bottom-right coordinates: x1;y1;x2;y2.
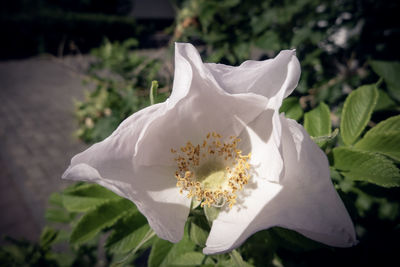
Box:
63;43;356;254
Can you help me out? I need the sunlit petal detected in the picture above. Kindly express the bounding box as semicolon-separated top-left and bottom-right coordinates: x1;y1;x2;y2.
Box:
63;103;191;242
204;115;356;254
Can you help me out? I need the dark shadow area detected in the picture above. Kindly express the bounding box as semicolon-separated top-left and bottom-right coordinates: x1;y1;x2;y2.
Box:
0;0;174;59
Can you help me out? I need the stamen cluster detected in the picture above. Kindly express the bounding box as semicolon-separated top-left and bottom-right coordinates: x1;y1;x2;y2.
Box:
171;132;251;209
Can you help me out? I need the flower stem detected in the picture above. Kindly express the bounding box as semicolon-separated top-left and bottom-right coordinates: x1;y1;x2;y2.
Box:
149;80;159;105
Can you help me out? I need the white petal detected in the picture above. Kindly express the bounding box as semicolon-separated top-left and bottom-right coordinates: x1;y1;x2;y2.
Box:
205;50;300;107
238;109;283;183
203;115;356;254
203;178;283;254
168;43;231;107
135;93;268;167
135;45;269;167
62;103;191;243
276;117;356;246
166;43;194;107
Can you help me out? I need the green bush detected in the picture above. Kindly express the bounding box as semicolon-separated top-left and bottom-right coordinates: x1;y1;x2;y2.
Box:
173;0;400;106
74;38;169;143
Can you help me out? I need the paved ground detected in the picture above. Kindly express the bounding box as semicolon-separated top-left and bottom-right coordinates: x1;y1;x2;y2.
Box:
0;55;89;243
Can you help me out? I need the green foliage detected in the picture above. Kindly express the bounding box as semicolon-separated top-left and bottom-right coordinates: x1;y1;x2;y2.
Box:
375;89;397;111
75;38;169;143
62;183;121;212
175;0;343;65
45;193;76;223
189;217;209;247
39;227;59;248
333;147;400;187
172;251;209;266
354;115;400;162
304;102;331;137
0;227;97;267
355;132;400;162
279;97;303;121
173;0;399;107
270;227;324;252
340;84;378;145
105;211;151;254
335;88;400;188
0;234;59;267
229;249;251;267
204;205;220;223
370;60;400;102
1;182;157;266
70;198;135;244
148;227;197;267
363;114;400;134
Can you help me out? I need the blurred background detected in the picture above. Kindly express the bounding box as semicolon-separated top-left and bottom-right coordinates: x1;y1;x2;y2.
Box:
0;0;175;59
0;0;399;266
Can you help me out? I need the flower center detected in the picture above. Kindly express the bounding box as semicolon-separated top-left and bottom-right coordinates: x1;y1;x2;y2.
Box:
171;132;251;209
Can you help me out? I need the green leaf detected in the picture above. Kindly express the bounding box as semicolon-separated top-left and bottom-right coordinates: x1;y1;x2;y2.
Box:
111;228;156;267
355;132;400;161
45;208;74;223
189;220;209;247
271;227;323;251
110;225;153;254
310;128;339;145
304;102;331;137
214;250;253;267
148;239;173;267
254;31;281;51
361;114;400;136
148;225;196;267
70;198;134;245
333;147;400;187
229;250;248;267
370;60;400;102
53;229;71;244
204;206;220;223
63;183;121;212
279;97;303;121
106;211;150;254
48;192;64;207
92;116;121;141
191;198;201;210
340;84;378;145
39;227;59;248
355;115;400;161
171;252;207;266
375;90;397;111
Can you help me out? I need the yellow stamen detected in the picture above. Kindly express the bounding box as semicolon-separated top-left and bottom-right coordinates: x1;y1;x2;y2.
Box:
171;132;251;209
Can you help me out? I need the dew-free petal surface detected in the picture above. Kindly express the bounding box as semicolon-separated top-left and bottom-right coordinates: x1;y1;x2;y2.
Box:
63;103;191;243
204;115;356;254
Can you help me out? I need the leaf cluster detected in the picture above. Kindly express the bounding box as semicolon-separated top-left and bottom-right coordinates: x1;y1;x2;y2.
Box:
173;0;399;107
38;183;260;266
